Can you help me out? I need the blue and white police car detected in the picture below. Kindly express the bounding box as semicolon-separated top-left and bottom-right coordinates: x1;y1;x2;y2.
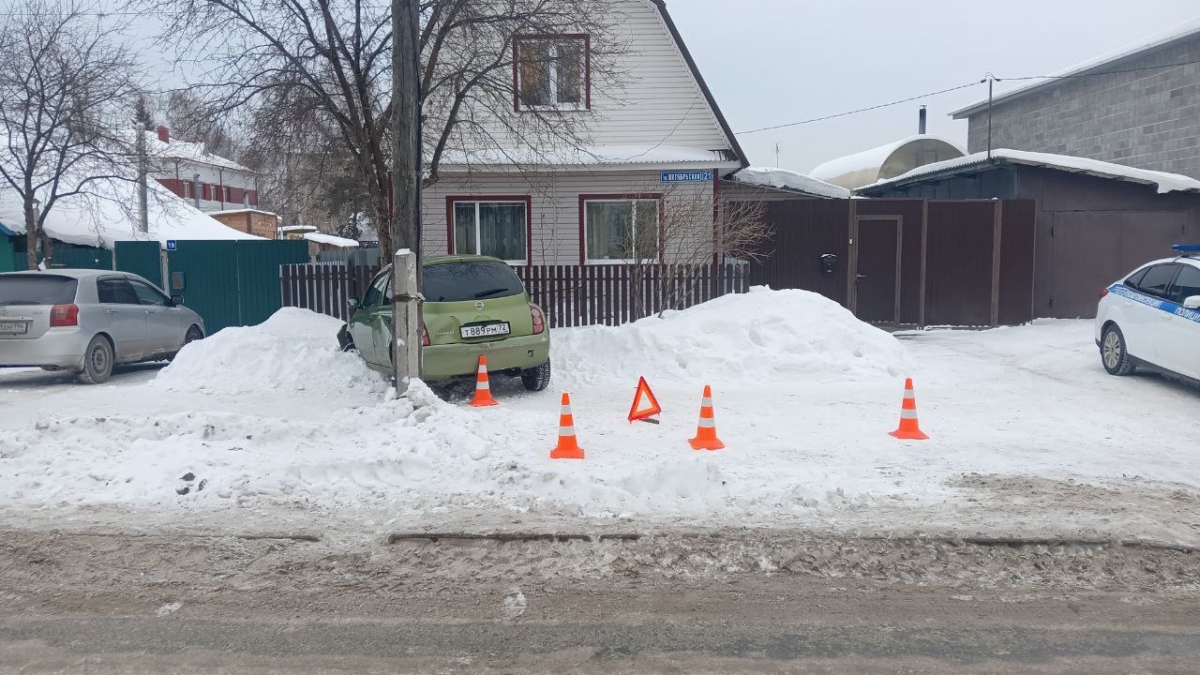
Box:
1096;244;1200;384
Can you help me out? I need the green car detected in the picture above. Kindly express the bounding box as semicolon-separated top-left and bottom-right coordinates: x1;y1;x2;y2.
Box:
339;255;551;391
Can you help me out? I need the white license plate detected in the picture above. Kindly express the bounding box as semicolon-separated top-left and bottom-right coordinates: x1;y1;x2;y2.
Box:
0;321;28;335
460;323;511;339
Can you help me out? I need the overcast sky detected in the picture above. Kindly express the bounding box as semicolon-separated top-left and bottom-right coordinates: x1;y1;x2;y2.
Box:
667;0;1200;173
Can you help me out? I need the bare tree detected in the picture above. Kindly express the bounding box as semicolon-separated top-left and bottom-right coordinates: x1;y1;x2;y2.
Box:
616;184;767;318
141;0;623;259
0;0;143;269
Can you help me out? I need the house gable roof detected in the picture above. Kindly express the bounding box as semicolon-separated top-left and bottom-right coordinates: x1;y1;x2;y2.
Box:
646;0;747;170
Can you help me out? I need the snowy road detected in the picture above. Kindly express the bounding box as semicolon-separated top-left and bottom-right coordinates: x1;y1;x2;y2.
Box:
0;291;1197;543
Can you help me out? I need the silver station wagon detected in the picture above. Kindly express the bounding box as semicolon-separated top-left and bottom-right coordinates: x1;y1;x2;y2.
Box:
0;270;205;384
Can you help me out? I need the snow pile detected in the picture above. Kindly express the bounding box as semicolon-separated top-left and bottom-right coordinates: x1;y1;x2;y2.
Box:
553;287;907;387
152;308;385;397
304;232;360;248
731;167;850;199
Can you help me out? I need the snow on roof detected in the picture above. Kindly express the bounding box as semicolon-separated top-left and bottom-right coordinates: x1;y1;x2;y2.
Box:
809;134;966;184
278;225;317;233
438;144;738;170
209;208;277;217
861;149;1200;194
952;16;1200;117
144;130;252;173
729;167;851;199
303;232;360;248
0;178;262;248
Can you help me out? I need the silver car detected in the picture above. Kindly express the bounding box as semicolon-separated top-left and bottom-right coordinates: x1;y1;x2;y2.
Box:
0;270;205;384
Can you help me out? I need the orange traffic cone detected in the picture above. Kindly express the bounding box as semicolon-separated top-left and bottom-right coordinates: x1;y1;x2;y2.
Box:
889;378;929;440
550;393;585;460
469;356;499;408
689;385;725;451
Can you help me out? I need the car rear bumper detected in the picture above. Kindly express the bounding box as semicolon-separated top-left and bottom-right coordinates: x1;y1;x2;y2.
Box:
0;328;89;369
423;333;550;381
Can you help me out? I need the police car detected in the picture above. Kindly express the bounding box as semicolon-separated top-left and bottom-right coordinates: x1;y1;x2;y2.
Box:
1096;244;1200;384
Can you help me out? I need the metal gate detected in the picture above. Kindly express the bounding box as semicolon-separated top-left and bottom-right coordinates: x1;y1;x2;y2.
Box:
114;241;164;287
852;217;901;324
167;240;309;334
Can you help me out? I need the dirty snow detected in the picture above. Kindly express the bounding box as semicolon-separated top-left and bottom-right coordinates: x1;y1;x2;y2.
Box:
0;291;1197;545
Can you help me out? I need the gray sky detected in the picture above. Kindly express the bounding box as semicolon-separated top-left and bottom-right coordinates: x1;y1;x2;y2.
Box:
667;0;1200;173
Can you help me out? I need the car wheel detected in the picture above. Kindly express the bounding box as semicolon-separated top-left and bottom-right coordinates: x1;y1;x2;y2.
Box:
184;325;204;345
342;342;357;354
78;335;114;385
521;359;551;392
1101;324;1136;376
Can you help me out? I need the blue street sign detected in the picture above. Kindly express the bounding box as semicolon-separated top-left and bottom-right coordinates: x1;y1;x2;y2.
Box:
660;170;714;184
166;240;177;252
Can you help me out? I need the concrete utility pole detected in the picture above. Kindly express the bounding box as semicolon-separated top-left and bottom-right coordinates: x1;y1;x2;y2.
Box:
391;0;423;392
136;123;149;233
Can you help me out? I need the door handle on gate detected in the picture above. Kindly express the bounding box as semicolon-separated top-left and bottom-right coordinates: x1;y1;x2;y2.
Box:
856;274;867;280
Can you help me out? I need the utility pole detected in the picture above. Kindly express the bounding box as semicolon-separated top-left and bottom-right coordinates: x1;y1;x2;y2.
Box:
985;73;995;162
391;0;423;392
136;123;149;233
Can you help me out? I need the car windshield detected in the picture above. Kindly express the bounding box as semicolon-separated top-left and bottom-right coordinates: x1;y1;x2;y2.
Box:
0;275;78;306
423;260;524;303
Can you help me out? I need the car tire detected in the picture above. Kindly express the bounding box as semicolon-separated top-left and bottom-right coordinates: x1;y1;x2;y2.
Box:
78;335;114;385
184;325;204;345
1101;324;1136;376
342;342;357;354
521;359;551;392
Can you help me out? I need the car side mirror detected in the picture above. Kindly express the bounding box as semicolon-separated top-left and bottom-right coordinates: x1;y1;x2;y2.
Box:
348;297;360;309
1184;295;1200;310
170;295;184;306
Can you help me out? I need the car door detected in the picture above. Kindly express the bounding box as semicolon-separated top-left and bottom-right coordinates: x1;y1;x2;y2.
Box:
1120;263;1180;367
348;269;390;367
1162;264;1200;380
128;277;182;356
370;272;395;370
95;276;146;362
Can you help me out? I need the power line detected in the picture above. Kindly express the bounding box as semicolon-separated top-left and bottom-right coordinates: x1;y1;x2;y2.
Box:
736;81;983;135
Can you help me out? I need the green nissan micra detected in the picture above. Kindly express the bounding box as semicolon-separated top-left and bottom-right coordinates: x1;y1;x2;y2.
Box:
339;255;551;391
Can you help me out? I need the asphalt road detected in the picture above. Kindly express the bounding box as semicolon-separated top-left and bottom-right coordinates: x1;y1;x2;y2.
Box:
2;528;1199;674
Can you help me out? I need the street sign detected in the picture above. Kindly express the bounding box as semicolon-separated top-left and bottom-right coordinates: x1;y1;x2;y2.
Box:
166;240;177;252
660;170;713;184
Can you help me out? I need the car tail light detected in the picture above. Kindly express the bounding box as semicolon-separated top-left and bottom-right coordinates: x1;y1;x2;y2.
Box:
50;303;79;327
531;306;545;335
421;324;430;347
1100;288;1109;299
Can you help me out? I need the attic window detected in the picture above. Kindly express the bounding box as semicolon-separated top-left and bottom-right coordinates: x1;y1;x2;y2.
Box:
515;35;589;111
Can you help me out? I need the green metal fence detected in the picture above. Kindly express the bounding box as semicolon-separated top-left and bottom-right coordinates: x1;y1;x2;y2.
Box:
114;241;164;287
167;240;309;334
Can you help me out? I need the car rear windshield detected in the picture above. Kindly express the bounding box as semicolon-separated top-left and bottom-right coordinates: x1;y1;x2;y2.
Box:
424;261;525;303
0;275;78;306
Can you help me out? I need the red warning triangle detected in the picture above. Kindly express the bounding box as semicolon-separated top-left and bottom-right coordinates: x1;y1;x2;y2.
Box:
628;376;663;423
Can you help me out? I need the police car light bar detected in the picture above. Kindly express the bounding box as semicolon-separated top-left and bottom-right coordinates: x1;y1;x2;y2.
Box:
1174;244;1200;254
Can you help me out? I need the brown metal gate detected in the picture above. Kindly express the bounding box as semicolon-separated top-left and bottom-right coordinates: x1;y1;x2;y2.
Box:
748;198;1036;327
853;217;901;324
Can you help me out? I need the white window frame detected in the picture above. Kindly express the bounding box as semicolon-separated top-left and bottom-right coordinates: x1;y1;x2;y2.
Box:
452;200;529;266
516;37;588;112
582;198;661;265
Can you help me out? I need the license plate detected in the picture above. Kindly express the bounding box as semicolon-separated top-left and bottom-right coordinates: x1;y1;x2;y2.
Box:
460;322;510;339
0;321;28;335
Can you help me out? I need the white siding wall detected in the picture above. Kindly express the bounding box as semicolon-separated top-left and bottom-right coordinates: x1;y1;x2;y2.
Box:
451;0;734;160
423;170;715;265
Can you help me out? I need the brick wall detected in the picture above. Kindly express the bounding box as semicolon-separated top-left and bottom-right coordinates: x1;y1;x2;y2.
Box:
965;35;1200;179
210;211;279;239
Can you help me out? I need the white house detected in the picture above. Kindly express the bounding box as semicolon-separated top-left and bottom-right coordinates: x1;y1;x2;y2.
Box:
419;0;748;266
148;126;262;213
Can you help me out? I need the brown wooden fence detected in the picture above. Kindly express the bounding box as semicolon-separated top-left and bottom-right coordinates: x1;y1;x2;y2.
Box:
280;262;748;327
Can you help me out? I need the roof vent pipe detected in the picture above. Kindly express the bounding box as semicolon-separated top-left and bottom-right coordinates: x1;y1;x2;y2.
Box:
919;106;927;135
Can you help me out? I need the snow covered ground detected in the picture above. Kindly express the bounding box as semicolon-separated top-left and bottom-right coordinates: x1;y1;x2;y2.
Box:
1;289;1197;544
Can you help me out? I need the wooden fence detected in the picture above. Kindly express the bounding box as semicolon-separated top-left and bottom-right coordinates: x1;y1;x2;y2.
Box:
280;262;748;327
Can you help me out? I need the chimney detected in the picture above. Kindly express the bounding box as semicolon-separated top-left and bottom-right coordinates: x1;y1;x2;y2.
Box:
157;125;170;144
918;106;927;135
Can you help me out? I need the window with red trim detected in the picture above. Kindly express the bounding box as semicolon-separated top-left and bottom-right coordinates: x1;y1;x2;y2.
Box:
451;199;529;264
515;35;589;111
582;198;660;264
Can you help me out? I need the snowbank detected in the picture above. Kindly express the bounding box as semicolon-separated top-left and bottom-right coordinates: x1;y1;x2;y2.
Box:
553;287;907;387
152;308;385;397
